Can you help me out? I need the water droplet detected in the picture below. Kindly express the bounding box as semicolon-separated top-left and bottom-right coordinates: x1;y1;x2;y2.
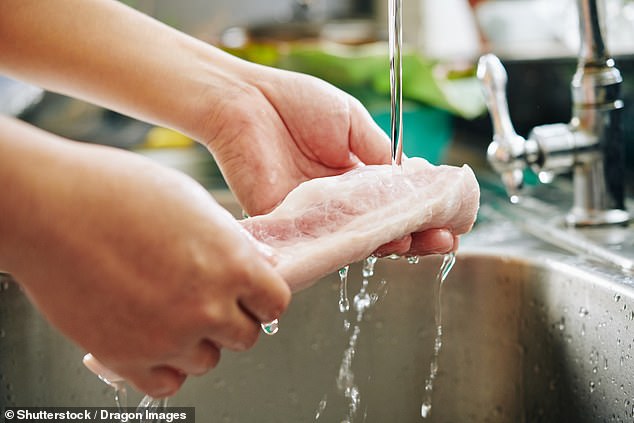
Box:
556;317;566;331
339;299;350;313
590;381;596;393
362;256;377;278
579;307;589;317
338;266;350;313
261;319;279;335
315;395;328;420
406;256;420;264
339;266;349;280
374;280;389;303
421;402;432;418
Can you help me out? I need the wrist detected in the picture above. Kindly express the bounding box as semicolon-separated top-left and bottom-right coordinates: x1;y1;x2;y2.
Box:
189;48;269;149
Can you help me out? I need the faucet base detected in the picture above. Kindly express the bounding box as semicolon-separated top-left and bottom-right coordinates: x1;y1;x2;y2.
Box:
566;208;630;227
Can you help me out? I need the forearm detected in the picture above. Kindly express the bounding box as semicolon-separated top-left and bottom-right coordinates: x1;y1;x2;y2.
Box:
0;0;254;141
0;115;75;273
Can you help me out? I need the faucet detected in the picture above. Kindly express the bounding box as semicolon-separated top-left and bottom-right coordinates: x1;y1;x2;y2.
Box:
477;0;629;227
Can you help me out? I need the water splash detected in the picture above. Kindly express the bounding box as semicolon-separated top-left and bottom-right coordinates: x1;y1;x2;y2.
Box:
421;252;456;419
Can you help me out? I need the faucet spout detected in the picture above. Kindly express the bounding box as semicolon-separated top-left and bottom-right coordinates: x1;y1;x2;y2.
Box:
568;0;628;225
477;0;629;226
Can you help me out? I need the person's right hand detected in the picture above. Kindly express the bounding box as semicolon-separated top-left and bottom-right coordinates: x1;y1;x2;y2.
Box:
0;117;290;398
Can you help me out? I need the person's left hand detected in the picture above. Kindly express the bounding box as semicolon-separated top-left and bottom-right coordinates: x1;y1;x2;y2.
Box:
202;64;455;256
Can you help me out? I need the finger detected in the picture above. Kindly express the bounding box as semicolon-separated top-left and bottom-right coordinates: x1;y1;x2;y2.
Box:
83;353;125;385
237;257;291;320
373;235;412;257
408;229;456;256
348;97;391;165
205;302;262;352
126;365;187;398
166;340;221;376
451;235;460;252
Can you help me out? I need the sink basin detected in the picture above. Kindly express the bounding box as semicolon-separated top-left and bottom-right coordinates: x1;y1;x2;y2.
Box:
2;242;634;421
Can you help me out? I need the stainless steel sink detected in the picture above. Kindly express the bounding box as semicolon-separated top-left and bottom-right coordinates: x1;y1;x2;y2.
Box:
2;214;634;422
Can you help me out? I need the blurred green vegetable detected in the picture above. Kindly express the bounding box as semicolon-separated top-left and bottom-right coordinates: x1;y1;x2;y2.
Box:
227;41;486;119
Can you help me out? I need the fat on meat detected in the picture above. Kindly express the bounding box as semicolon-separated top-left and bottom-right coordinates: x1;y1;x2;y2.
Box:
240;157;480;291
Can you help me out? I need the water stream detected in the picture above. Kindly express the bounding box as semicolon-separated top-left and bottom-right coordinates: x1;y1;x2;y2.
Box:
388;0;403;168
136;395;169;423
316;256;387;422
421;252;456;418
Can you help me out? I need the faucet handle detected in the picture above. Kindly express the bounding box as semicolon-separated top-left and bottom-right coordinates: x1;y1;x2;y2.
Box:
477;54;531;203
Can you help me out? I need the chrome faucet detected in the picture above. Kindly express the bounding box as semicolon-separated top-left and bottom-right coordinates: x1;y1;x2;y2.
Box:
477;0;629;226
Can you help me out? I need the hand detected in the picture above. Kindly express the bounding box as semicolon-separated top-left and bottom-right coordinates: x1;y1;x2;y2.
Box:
202;65;456;256
203;66;391;216
0;0;454;260
0;118;291;397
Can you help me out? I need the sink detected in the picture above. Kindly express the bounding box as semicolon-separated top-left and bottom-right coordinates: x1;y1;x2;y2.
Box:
2;217;634;422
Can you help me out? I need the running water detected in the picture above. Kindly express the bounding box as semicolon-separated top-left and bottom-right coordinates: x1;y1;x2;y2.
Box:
388;0;403;168
321;2;409;414
421;252;456;418
316;256;388;422
111;381;127;414
137;396;169;423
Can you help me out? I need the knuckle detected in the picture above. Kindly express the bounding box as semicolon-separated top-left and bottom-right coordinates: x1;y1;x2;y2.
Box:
201;302;228;328
193;345;221;375
268;283;292;319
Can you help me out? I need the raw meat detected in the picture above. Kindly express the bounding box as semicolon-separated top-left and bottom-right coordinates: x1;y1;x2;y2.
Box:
240;157;480;291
